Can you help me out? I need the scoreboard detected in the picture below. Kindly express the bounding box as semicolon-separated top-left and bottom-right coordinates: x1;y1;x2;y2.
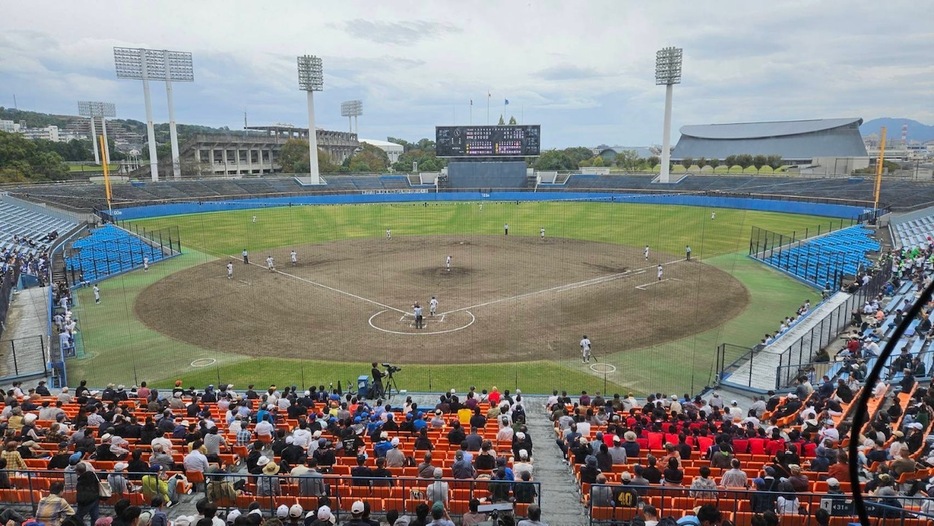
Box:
436;125;541;157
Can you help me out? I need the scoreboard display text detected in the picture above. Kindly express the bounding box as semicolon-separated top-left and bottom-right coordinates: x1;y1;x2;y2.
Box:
435;125;541;157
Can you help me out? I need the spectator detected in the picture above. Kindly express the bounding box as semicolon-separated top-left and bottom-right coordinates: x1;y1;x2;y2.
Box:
426;468;449;505
590;473;613;507
689;466;718;498
514;471;537;504
516;504;546;526
75;462;102;525
35;481;75;526
775;481;800;515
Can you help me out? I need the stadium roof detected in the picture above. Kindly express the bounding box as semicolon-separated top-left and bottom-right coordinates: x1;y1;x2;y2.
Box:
673;118;868;161
679;118;863;140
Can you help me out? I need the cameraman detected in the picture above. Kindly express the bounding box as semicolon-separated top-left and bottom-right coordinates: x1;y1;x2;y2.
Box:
371;362;385;400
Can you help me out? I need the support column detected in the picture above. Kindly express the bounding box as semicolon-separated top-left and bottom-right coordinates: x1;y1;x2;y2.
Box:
306;91;321;184
89;117;100;165
164;50;181;179
659;83;674;184
222;149;228;176
101;117;111;166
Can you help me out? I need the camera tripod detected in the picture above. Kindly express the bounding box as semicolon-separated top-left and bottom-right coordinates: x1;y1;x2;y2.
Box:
382;371;400;401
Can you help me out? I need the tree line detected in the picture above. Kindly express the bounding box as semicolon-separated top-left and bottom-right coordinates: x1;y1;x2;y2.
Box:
0;131;70;182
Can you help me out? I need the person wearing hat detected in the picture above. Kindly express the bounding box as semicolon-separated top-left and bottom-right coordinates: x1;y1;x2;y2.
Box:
257;459;282;496
451;450;475;480
514;449;534;478
107;462;131;499
344;500;371;526
307;505;333;526
426;467;449;505
385;437;406;468
612;472;639;508
425;501;455;526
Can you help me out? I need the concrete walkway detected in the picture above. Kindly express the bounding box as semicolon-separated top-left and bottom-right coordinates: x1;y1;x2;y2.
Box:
526;397;589;526
0;285;50;379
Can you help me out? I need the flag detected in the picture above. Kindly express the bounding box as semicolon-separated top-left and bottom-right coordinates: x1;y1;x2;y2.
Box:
470;99;473;106
504;99;509;105
487;91;491;98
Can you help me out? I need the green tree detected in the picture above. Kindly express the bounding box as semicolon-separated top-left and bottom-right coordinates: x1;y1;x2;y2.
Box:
736;154;753;169
278;138;311;173
708;158;720;169
766;155;782;169
531;150;573;171
681;157;694;168
647;155;660;167
508;116;517;125
752;155;768;171
615;150;641;171
0;131;68;180
347;143;389;172
386;137;412;152
592;156;605;167
696;157;707;168
497;115;506;126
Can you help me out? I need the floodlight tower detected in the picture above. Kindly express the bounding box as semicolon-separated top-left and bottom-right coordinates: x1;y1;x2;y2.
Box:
78;101;116;165
340;100;363;134
114;47;194;181
298;55;324;184
655;46;683;184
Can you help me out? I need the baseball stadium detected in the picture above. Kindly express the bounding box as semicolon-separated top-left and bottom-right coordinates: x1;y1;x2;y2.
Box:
0;164;932;526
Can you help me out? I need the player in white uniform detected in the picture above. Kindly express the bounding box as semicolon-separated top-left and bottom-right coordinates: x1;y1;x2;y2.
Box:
711;211;716;220
93;285;100;304
143;256;149;271
446;255;452;271
386;229;392;239
580;335;592;363
252;215;257;223
266;256;275;272
644;245;649;260
540;227;545;240
657;264;663;281
290;250;297;266
226;262;234;279
429;296;438;316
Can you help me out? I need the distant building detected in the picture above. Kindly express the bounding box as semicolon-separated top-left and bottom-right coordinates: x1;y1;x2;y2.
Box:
0;120;20;133
360;139;404;164
672;118;868;164
20;125;60;142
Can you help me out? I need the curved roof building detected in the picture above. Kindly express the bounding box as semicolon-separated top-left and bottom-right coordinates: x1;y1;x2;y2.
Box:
672;117;868;162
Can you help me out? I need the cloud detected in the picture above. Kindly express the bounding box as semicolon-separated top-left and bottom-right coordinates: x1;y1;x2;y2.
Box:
341;19;461;45
537;65;608;82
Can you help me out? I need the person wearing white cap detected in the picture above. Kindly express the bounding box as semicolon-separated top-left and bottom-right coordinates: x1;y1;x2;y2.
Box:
728;400;743;422
308;505;332;526
107;462;130;498
426;467;449;504
276;504;290;520
513;449;533;478
385;437;406;468
225;510;241;525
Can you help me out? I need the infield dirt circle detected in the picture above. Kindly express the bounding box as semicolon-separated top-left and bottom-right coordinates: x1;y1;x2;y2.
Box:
136;235;748;364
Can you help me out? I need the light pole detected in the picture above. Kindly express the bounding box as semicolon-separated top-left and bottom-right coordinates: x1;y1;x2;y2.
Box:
78;102;116;165
298;55;325;185
340;100;363;134
656;46;683;184
114;47;194;181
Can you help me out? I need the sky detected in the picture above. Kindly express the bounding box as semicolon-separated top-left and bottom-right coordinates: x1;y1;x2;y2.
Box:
1;0;932;149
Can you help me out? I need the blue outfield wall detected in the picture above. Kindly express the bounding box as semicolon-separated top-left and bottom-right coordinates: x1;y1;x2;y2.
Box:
109;191;869;221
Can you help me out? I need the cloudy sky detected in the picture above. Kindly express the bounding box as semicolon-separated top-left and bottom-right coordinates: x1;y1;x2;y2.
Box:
1;0;931;148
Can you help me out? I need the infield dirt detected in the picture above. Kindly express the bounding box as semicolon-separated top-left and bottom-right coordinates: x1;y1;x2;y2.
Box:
136;235;748;364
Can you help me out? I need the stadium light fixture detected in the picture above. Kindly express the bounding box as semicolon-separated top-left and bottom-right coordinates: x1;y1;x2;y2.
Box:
340;100;363;134
655;46;683;184
114;47;194;180
298;55;324;185
78;101;116;165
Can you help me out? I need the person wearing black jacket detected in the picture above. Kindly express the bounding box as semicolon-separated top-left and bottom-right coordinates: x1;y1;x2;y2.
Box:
75;462;101;525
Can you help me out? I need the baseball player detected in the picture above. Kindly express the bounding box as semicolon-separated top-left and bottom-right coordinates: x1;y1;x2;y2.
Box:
290;250;297;266
386;229;392;240
657;264;664;281
446;255;452;271
143;256;149;272
242;249;249;264
580;335;592;363
429;296;438;316
266;255;275;272
644;245;649;261
540;227;545;240
93;285;101;304
226;262;234;280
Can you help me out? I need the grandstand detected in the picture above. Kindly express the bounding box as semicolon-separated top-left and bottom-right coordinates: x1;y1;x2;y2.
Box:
64;224;180;283
890;207;934;249
756;225;881;288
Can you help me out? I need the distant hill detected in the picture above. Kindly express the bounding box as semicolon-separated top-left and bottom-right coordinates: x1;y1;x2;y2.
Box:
861;118;934;143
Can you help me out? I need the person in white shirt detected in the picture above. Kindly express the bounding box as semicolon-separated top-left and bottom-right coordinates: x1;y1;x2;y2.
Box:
580;335;592;363
266;256;275;272
657;265;663;281
426;468;449;504
513;449;533;478
540;228;545;240
429;296;439;316
93;285;101;304
445;255;452;271
290;250;297;266
644;245;650;260
226;262;234;280
254;419;274;440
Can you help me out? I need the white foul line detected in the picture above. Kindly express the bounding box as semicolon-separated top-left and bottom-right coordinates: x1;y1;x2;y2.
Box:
229;255;407;315
635;277;682;290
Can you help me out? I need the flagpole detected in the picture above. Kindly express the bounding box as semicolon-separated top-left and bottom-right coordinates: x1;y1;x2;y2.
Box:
487;92;491;125
521;104;524;124
469;100;473;125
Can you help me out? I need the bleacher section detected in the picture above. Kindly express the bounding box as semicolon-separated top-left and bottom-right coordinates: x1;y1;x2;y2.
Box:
446;162;529;190
891;213;934;249
65;224;169;282
762;226;880;287
0;197;78;257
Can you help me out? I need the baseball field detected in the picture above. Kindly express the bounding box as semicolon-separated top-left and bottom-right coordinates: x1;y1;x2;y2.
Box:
68;200;827;396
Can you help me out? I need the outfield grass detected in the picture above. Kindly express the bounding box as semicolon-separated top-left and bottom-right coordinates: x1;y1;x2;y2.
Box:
70;201;834;395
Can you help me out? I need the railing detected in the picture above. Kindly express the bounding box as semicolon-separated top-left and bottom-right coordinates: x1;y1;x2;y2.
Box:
773;266;890;389
0;469;540;523
587;484;933;526
0;335;48;383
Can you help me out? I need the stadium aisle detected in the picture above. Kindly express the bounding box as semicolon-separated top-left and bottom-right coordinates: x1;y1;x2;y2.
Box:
527;398;588;526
